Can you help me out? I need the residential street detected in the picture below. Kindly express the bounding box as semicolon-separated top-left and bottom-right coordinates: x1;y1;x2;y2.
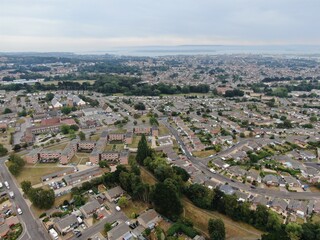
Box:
161;119;320;200
0;157;49;240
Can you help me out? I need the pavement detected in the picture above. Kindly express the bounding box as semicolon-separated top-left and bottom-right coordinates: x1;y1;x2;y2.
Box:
0;157;49;240
13;117;32;145
69;203;128;240
160;119;320;200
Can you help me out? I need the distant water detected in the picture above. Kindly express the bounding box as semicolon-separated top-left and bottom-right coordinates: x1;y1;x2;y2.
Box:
81;45;320;57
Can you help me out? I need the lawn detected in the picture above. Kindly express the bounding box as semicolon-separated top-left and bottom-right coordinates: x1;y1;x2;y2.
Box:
158;123;170;136
105;144;124;151
192;150;216;158
16;166;72;185
44;143;68;151
54;193;72;207
122;200;150;219
90;134;100;141
42;80;95;85
182;198;263;239
140;167;157;185
128;136;142;148
139;167;262;239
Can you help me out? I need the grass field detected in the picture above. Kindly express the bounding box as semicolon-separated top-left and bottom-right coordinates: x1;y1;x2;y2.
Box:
182;198;263;239
122;200;150;219
44;143;68;151
42;80;95;85
158;123;170;136
128;136;142;148
140;167;262;239
54;193;72;207
16;166;72;185
192;150;216;158
105;144;124;151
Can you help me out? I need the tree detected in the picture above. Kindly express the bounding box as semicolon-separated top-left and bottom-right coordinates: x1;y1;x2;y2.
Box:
45;93;55;102
136;134;151;165
13;144;21;152
8;164;20;176
310;116;317;122
118;196;128;207
285;223;303;240
99;160;109;168
78;131;86;141
104;223;112;233
0;144;8;156
28;188;55;209
61;106;72;115
151;182;183;220
3;108;12;114
21;181;32;195
208;219;225;240
149;116;159;126
74;195;86;207
134;102;146;110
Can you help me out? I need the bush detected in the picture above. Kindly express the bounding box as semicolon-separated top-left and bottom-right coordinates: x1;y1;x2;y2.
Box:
39;213;47;218
167;222;198;238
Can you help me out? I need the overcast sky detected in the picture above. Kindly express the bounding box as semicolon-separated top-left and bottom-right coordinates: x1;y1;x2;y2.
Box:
0;0;319;52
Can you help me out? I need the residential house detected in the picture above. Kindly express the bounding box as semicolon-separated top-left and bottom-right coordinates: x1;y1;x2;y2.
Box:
105;186;125;202
263;174;279;186
79;199;101;218
137;209;161;229
54;214;78;235
107;222;133;240
270;198;288;215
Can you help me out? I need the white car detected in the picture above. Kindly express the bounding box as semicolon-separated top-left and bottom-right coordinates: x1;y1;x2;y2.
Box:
17;208;22;215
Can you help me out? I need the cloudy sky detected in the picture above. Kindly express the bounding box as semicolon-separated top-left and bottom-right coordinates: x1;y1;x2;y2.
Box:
0;0;319;52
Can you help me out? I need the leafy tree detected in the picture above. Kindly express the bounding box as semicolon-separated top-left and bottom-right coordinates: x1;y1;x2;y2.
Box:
150;116;159;126
0;144;8;156
13;144;21;152
104;223;112;233
45;93;55;102
151;182;183;220
61;106;72;115
28;188;55;209
134;102;146;110
21;181;32;195
310;116;317;122
285;223;303;240
118;196;128;207
74;195;86;207
3;108;12;114
136;134;151;165
99;160;109;168
208;219;225;240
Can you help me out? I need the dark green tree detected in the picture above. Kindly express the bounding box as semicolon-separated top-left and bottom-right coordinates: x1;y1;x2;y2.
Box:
151;182;182;220
208;218;225;240
136;134;150;165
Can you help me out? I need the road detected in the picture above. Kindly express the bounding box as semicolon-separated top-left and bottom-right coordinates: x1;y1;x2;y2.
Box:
13;117;32;145
69;204;128;240
161;119;320;200
0;157;49;240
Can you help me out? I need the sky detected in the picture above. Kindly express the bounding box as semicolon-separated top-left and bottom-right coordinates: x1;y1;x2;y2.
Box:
0;0;319;52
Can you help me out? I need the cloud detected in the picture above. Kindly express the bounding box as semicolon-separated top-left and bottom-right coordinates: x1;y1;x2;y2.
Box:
0;0;319;51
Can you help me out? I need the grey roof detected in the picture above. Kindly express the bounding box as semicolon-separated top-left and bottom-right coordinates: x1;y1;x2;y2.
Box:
108;222;132;240
138;209;159;225
55;214;78;231
106;186;125;199
271;198;288;211
263;174;279;183
219;184;234;195
80;199;100;215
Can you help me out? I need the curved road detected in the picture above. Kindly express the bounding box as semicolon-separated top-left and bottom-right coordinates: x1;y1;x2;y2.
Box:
161;120;320;200
0;157;49;240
